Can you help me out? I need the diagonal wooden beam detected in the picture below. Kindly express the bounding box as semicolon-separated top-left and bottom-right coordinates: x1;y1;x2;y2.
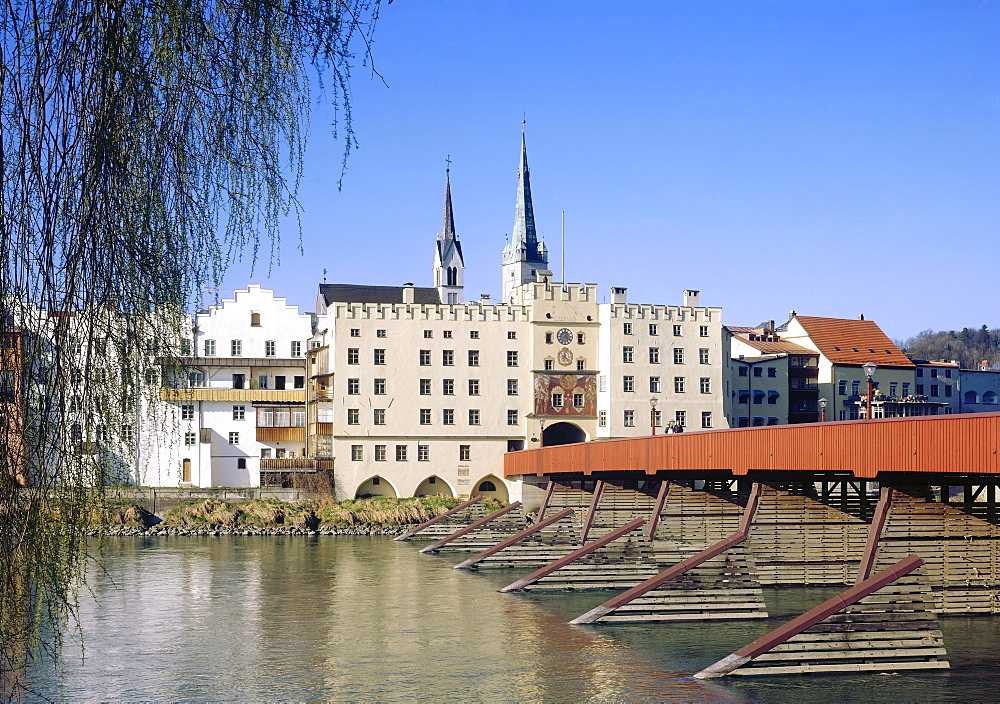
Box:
453;508;575;569
418;502;522;553
579;480;605;544
501;518;646;592
694;554;924;678
393;495;483;540
535;480;556;523
855;487;892;583
645;480;670;540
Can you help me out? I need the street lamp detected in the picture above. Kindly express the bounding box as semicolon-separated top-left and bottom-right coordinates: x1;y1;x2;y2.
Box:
538;418;546;447
649;397;658;436
863;362;877;420
819;397;828;422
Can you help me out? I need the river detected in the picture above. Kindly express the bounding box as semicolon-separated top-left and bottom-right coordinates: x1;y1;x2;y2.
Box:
26;536;1000;702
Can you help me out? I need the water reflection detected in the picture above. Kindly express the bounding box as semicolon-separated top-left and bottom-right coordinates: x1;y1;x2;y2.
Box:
27;537;1000;702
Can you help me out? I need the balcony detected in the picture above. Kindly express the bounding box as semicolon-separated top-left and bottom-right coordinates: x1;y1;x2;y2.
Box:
259;458;334;472
256;426;306;443
161;388;307;402
170;356;306;368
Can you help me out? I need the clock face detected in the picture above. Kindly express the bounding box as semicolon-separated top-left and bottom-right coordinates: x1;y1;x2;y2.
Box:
556;328;573;345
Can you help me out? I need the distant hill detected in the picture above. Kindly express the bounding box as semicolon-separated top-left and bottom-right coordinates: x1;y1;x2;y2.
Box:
897;326;1000;370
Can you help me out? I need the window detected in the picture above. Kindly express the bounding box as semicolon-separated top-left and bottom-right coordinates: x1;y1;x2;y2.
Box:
838;380;847;395
674;376;685;393
469;379;480;395
396;445;407;461
767;392;779;405
443;330;452;339
577;359;586;370
577;333;585;345
738;367;748;377
699;349;710;365
624;410;635;427
649;324;658;336
291;341;302;357
507;410;518;425
181;404;194;420
204;339;216;356
702;412;712;428
916;368;924;377
738;417;750;427
258;375;269;389
231;339;242;356
233;405;245;421
347;378;360;395
622;346;634;363
377;329;387;338
573;393;584;408
188;371;205;388
470;330;479;339
420;409;432;425
699;325;709;337
347;348;359;364
599;375;607;392
767;417;779;426
945;386;953;398
348;409;359;425
443;409;455;425
459;445;471;461
184;431;196;446
418;445;429;461
274;376;286;390
468;350;480;366
767;367;776;377
623;375;635;392
442;379;454;395
889;382;898;396
545;332;553;344
852;380;860;395
931;369;938;378
673;325;682;337
469;409;480;425
374;409;386;425
294;376;304;389
265;340;275;356
374;349;385;365
424;330;433;339
753;391;764;405
552;392;563;408
675;410;686;426
507;331;517;340
351;328;360;337
231;372;244;390
700;377;711;394
415;380;430;397
375;445;386;461
228;431;239;444
649;347;660;364
260;449;271;459
752;417;765;427
351;445;363;461
930;385;939;397
903;383;910;396
599;410;607;427
753;367;762;377
673;348;684;364
544;359;553;370
650;376;660;393
507;379;518;395
250;312;261;326
374;379;386;395
623;323;633;335
507;351;518;367
945;369;952;379
442;350;454;366
653;410;662;427
419;350;431;366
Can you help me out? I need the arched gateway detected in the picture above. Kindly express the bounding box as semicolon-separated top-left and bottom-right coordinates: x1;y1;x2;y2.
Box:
543;421;586;447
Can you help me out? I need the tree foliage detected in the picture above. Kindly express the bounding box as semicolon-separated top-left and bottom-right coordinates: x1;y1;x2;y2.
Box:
899;326;1000;369
0;0;379;693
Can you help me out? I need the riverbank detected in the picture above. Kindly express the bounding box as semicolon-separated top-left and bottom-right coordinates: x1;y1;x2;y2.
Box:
87;495;501;537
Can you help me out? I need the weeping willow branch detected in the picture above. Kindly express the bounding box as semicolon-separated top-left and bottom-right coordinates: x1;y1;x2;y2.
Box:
0;0;380;694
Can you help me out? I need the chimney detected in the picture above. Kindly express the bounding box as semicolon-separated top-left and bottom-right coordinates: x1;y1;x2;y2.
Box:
683;289;700;307
858;313;865;320
402;283;415;304
610;287;627;304
480;293;491;306
767;320;775;333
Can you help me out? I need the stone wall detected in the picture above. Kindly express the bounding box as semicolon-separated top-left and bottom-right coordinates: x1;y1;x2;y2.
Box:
109;487;305;519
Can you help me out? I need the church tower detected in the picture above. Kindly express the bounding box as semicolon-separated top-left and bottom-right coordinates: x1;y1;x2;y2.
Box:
433;165;465;304
502;124;550;303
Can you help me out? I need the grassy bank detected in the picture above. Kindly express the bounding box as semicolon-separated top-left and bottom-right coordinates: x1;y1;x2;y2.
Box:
91;495;504;532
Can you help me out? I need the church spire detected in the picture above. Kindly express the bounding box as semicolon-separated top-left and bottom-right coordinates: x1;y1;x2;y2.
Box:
512;123;539;251
433;159;464;304
502;122;551;303
441;159;456;240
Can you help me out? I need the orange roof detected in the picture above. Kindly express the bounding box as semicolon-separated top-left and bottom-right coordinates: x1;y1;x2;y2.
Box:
793;316;913;367
734;334;816;356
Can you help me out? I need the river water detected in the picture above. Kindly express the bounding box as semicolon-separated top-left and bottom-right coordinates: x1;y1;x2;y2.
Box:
27;537;1000;702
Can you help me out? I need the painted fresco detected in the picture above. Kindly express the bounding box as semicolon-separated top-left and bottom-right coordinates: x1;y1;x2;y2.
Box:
533;373;597;416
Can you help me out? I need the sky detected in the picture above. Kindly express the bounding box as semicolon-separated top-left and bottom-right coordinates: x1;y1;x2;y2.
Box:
217;0;1000;343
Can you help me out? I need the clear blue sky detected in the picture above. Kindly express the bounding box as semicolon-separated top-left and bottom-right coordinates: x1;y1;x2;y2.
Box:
218;0;1000;343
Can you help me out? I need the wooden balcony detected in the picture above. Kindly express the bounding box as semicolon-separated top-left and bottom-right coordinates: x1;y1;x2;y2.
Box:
256;426;306;443
160;388;307;402
259;458;334;472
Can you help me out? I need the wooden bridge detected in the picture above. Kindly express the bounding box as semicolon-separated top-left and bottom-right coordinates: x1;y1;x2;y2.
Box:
399;413;1000;677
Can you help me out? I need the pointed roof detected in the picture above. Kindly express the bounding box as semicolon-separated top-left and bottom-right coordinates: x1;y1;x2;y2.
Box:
440;168;456;241
506;124;546;264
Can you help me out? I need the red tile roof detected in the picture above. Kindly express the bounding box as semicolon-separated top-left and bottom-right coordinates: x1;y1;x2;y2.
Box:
793;316;914;367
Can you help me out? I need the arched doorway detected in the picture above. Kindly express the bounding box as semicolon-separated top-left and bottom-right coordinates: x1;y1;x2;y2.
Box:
543;421;586;446
472;474;509;503
414;475;455;497
354;475;398;498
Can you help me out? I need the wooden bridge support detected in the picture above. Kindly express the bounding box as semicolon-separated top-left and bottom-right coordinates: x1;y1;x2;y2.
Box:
452;508;577;569
569;484;766;624
393;495;485;541
418;502;526;554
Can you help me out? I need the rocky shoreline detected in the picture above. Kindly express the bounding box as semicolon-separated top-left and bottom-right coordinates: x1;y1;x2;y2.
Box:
91;524;407;537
